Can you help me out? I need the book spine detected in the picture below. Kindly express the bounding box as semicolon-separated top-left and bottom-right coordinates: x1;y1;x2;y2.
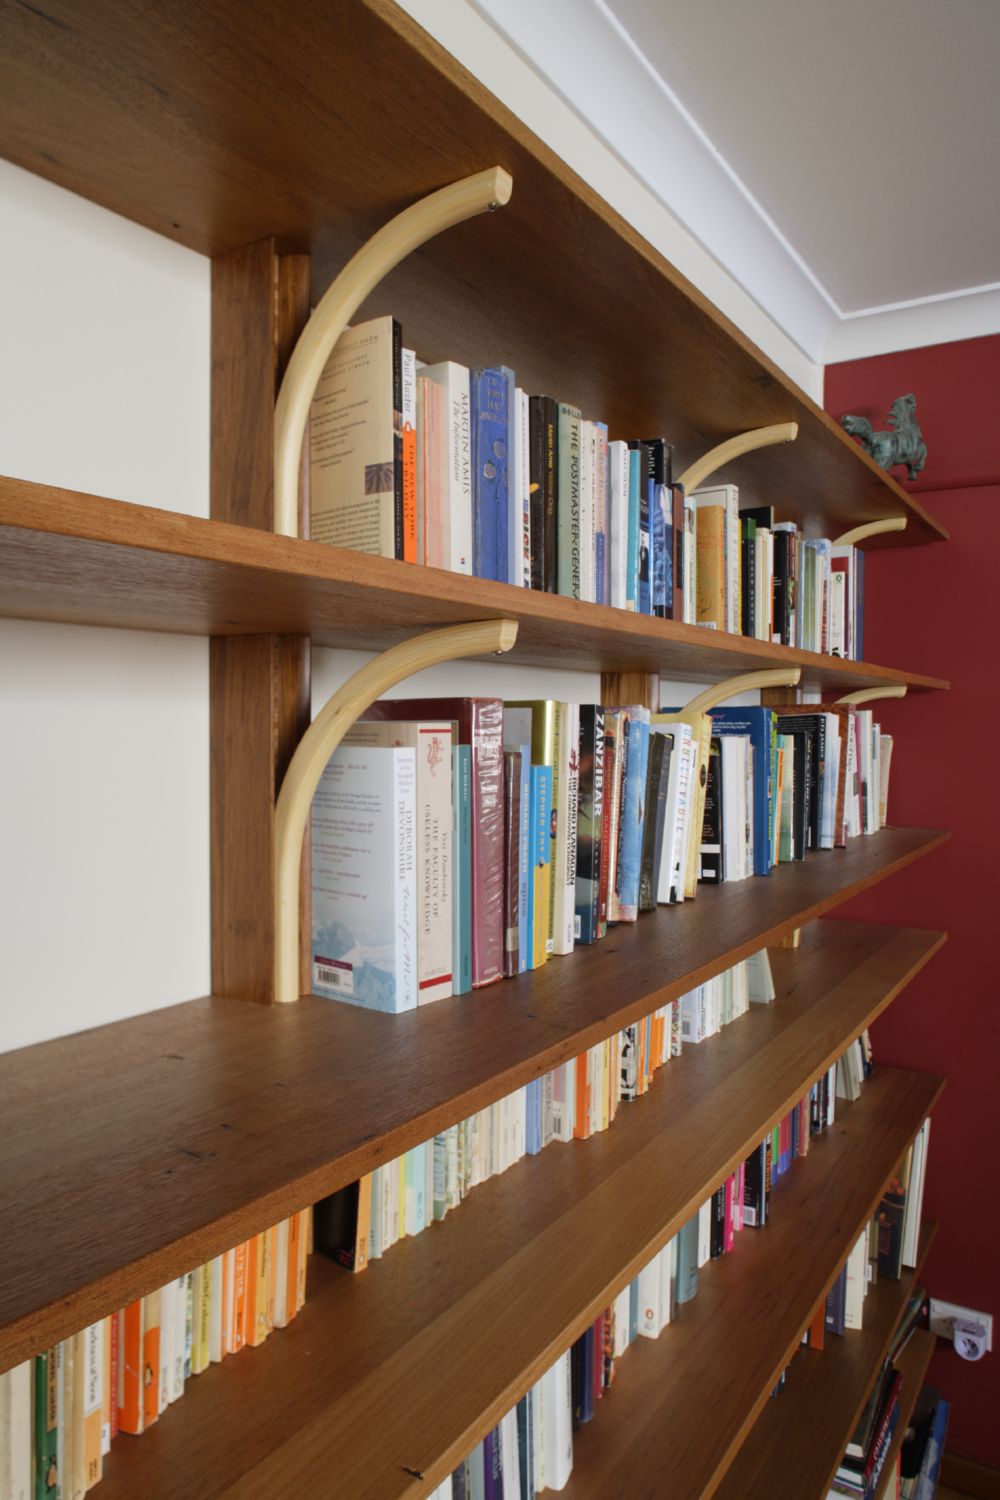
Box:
556;403;581;597
517;744;531;973
470;368;509;583
519;388;531;587
467;701;504;987
626;447;640;610
448;367;473;574
634;442;651;614
551;701;579;955
400;345;417;563
452;745;473;995
615;714;649;921
503;750;521;978
529;766;552;970
501;366;520;587
578;418;595;603
671;484;685;622
594;421;609;605
392;319;404;560
575;706;605;943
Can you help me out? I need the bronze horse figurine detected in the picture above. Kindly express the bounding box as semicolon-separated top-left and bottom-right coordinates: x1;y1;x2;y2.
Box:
841;394;927;481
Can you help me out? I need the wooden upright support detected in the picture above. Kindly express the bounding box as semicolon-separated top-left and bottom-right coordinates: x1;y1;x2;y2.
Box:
210;240;312;1003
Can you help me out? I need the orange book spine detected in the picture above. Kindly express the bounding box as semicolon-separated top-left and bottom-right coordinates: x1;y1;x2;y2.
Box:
141;1288;161;1429
695;505;726;629
808;1303;826;1350
266;1226;277;1335
296;1208;310;1312
574;1046;589;1140
231;1241;248;1354
221;1249;234;1355
402;421;417;563
117;1302;143;1436
250;1232;270;1347
243;1237;259;1350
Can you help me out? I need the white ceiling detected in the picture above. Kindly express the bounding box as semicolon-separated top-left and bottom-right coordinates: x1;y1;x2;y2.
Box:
472;0;1000;363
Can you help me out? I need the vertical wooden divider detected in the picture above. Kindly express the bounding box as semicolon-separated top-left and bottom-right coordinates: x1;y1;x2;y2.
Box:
210;240;312;1002
601;670;660;711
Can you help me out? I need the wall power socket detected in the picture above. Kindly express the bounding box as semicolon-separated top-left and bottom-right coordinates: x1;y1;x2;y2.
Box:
928;1299;993;1353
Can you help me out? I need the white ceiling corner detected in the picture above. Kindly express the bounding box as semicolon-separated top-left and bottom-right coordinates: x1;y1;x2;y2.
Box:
468;0;1000;366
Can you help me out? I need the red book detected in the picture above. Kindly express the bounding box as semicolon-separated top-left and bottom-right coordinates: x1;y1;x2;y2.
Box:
362;697;503;987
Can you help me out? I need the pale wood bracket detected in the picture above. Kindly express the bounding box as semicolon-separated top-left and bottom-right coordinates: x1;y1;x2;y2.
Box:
273;166;514;538
273;617;519;1003
677;422;798;495
657;667;801;898
834;517;907;548
836;685;908;707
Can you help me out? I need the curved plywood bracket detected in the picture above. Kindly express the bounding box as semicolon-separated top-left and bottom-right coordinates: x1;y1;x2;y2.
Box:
273;617;519;1003
677;422;798;495
273;167;513;538
834;517;907;548
655;667;801;898
837;684;908;707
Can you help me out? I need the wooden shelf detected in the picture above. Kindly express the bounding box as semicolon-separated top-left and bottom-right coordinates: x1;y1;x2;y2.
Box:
715;1234;937;1500
0;836;946;1370
564;1148;940;1500
875;1331;937;1500
0;5;947;547
0;480;948;692
89;1067;942;1500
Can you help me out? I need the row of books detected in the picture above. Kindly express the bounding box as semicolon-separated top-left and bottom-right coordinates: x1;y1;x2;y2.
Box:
436;1041;870;1497
0;1210;311;1500
310;694;893;1013
308;315;867;657
825;1294;928;1500
315;952;774;1272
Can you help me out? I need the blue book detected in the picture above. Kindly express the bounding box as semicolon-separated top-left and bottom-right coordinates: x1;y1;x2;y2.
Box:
527;763;552;970
516;743;531;972
470;367;509;582
452;745;473;995
483;1426;503;1500
594;421;609;606
709;707;776;877
614;711;650;921
631;441;652;614
626;447;641;610
500;365;520;586
525;1078;542;1155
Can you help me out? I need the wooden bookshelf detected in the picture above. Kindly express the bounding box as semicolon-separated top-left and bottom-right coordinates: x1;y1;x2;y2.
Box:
715;1237;937;1500
0;4;948;547
0;478;948;692
0;0;953;1493
85;1050;940;1498
1;874;945;1371
875;1331;938;1500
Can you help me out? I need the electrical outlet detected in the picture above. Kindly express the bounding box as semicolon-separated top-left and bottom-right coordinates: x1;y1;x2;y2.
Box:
928;1299;993;1352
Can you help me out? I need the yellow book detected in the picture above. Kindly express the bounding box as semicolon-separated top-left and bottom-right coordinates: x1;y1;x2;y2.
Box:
295;1208;310;1311
250;1233;270;1347
189;1266;211;1375
83;1322;103;1490
100;1316;112;1457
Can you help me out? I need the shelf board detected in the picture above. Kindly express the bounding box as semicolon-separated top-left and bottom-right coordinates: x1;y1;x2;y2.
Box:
714;1230;937;1500
0;480;948;692
0;3;947;546
88;1060;941;1497
564;1157;940;1500
0;844;947;1372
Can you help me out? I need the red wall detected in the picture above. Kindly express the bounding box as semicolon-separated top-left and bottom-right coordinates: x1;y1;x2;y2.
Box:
825;334;1000;1467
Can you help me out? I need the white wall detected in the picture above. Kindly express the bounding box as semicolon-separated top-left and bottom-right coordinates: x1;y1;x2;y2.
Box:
0;2;807;1053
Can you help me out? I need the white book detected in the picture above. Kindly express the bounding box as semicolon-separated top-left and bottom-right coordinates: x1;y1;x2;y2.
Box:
820;714;841;850
208;1254;224;1363
501;1408;522;1500
747;948;775;1003
0;1361;32;1500
159;1282;174;1410
613;1286;631;1357
844;1231;867;1329
344;719;453;1003
636;1250;663;1338
540;1350;574;1491
608;439;629;609
507;385;525;588
578;419;596;603
698;1198;712;1267
658;1237;677;1329
830;567;846;657
903;1118;931;1268
555;702;580;956
420;360;473;574
309;315;397;557
312;744;417;1012
682;491;697;624
531;1378;545;1496
720;736;746;883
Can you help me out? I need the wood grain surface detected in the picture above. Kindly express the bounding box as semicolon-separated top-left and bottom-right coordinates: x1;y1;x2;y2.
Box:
0;910;944;1374
209;242;311;1003
0;0;947;543
0;479;949;693
92;1070;942;1500
715;1234;937;1500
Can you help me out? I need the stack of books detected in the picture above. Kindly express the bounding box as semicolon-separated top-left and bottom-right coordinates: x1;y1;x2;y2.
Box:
0;1210;311;1497
307;316;868;659
310;696;894;1014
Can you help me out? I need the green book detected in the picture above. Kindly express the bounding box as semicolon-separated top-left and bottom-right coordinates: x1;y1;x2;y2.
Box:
34;1350;59;1498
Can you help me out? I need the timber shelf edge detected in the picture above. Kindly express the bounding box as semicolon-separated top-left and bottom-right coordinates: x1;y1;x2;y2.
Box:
0;842;948;1372
0;479;949;691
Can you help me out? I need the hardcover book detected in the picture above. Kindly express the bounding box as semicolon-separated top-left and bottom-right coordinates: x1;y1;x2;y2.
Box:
470;367;510;582
419;361;473;575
